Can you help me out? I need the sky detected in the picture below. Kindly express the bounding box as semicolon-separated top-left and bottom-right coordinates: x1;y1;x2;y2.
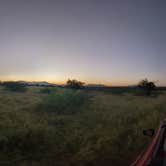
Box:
0;0;166;86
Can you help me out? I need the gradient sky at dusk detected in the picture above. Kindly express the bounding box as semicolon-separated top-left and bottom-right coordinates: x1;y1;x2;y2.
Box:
0;0;166;85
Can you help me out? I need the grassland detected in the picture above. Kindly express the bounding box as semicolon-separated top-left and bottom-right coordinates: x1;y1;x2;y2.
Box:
0;86;166;166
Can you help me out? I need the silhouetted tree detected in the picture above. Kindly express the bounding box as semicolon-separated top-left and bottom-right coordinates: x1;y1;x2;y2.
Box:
138;79;156;96
66;79;85;89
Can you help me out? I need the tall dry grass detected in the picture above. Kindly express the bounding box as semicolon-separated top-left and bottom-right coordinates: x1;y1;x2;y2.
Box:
0;86;166;166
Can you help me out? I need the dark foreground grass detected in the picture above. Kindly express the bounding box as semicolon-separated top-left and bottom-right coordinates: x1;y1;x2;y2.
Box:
0;86;166;166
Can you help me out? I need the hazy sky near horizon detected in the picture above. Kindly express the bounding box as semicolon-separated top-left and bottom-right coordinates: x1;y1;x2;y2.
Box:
0;0;166;85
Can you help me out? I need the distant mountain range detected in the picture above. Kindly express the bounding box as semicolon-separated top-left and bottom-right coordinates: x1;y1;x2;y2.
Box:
17;81;58;87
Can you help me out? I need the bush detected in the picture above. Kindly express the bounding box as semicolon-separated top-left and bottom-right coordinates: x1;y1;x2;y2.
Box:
38;89;89;114
3;81;27;92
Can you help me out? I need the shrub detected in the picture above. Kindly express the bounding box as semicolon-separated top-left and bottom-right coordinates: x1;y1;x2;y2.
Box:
3;81;27;92
38;89;89;114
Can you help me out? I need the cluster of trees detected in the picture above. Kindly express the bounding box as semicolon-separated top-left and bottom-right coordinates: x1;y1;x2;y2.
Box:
66;79;85;89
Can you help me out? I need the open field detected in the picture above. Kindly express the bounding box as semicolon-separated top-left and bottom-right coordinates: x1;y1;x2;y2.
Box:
0;86;166;166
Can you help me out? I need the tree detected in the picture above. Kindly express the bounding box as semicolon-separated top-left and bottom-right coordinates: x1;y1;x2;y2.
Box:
66;79;85;89
138;79;156;96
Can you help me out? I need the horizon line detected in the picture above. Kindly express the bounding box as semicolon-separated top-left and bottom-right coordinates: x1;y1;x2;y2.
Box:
0;79;166;87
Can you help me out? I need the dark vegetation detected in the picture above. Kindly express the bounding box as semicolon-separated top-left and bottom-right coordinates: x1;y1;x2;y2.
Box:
2;81;27;92
0;79;166;166
85;86;138;95
66;79;85;89
86;79;158;96
138;79;156;96
38;89;89;114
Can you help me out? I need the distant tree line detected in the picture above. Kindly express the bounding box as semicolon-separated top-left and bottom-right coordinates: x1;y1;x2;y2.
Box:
2;81;27;92
0;78;158;96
